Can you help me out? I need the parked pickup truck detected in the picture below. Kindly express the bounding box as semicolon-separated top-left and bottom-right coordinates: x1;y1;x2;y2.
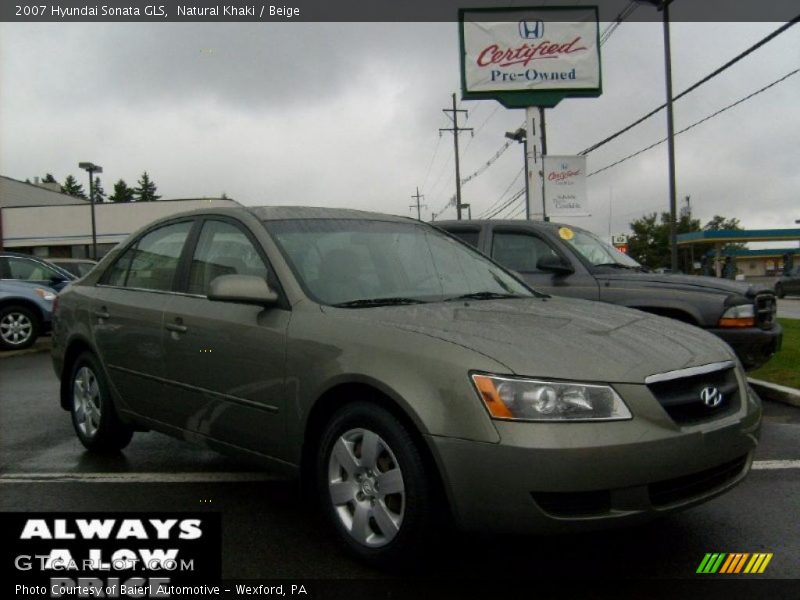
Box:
437;219;782;370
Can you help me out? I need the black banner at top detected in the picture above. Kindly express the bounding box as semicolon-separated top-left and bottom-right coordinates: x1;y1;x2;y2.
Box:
1;0;799;23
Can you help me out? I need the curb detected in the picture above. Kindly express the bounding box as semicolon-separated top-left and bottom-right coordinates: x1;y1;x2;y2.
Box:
0;337;52;360
748;377;800;409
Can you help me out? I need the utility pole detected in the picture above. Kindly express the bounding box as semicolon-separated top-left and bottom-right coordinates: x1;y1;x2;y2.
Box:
410;187;427;221
440;93;473;220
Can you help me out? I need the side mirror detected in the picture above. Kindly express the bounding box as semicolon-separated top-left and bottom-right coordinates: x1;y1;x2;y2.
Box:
537;255;574;275
207;274;278;306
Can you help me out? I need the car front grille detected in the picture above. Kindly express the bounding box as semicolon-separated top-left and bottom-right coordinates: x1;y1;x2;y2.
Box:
649;455;748;507
646;363;740;426
755;293;777;329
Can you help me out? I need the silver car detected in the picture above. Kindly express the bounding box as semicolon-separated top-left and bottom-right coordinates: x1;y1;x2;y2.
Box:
52;206;761;566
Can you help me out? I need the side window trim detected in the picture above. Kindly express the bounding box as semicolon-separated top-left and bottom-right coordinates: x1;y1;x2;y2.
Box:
98;217;196;290
179;216;290;310
490;228;567;273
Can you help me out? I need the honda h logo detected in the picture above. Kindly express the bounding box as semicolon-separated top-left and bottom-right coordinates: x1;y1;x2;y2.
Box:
700;387;723;408
519;19;544;40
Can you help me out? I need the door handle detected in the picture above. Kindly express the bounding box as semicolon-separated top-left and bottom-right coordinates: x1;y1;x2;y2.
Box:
94;307;110;319
165;322;188;334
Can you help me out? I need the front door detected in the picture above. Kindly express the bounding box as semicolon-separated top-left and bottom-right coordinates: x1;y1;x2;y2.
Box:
162;218;290;460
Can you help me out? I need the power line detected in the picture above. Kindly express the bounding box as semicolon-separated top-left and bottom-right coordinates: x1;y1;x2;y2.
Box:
599;1;639;46
419;136;442;191
477;166;524;218
486;188;525;219
580;16;800;156
587;67;800;177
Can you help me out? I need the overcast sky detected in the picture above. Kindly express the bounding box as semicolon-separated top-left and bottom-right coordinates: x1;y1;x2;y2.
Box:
1;14;798;242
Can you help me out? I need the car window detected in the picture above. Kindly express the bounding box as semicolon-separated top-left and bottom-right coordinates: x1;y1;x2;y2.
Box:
447;230;480;248
4;257;62;281
188;220;269;295
266;219;534;305
491;232;559;273
104;221;192;291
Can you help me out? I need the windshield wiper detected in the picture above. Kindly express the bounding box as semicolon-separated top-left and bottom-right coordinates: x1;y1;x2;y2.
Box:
331;297;428;308
594;263;639;270
444;291;526;302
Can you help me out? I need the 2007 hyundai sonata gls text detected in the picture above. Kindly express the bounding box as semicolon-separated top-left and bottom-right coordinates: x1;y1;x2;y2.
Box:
52;206;761;565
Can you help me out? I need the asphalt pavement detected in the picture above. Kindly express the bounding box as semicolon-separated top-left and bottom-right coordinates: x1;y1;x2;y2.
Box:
1;352;799;585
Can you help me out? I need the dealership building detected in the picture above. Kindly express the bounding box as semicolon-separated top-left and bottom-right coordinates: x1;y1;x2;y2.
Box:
0;175;239;258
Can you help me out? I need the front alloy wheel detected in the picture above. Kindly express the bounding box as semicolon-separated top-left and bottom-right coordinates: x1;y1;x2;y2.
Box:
328;428;405;548
317;402;440;567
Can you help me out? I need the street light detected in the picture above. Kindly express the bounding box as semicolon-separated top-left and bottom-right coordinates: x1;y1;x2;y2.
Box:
78;162;103;259
635;0;678;272
505;128;530;220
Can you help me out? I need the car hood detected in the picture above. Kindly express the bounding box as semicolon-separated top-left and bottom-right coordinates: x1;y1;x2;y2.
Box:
594;271;771;297
324;297;734;384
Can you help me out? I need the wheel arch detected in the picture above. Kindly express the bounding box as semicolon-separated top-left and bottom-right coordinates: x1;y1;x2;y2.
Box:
299;380;450;520
628;305;701;326
0;298;45;324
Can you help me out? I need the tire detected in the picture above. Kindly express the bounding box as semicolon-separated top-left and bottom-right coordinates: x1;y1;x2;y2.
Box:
69;352;134;453
0;305;40;350
775;284;785;299
316;402;438;568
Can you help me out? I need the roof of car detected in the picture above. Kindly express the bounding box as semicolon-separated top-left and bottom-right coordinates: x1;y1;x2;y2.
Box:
246;205;413;223
434;219;573;231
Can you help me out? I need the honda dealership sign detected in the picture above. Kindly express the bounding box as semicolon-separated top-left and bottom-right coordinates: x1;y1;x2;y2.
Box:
543;155;589;217
460;6;601;108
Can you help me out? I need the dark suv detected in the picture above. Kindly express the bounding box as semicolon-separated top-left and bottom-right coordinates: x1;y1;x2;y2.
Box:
437;220;781;370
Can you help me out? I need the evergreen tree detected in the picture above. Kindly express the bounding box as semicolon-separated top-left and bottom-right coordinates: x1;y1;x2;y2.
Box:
109;179;135;203
60;175;87;199
92;176;107;203
134;171;161;202
42;173;58;184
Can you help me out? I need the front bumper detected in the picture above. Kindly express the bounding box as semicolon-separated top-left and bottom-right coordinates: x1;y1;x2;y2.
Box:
709;323;782;371
428;384;761;534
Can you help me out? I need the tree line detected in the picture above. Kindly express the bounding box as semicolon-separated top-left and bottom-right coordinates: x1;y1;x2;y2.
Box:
627;212;743;271
32;172;161;203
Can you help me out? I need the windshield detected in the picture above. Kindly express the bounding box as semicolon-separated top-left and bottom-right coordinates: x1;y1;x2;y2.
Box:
265;219;536;306
561;228;641;268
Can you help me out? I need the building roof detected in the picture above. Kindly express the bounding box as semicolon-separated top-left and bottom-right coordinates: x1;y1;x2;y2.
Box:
677;228;800;245
0;175;88;208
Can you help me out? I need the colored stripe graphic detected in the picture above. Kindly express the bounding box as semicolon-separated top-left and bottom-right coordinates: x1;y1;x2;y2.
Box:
699;553;772;574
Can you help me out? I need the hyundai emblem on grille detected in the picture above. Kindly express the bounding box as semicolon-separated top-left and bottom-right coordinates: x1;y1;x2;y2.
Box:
700;387;723;408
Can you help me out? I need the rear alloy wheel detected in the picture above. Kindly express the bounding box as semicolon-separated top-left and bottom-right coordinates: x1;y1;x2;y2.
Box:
317;402;439;567
0;305;40;350
69;352;134;453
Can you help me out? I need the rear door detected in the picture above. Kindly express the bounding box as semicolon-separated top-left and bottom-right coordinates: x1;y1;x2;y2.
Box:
161;217;290;460
91;219;195;419
487;228;600;299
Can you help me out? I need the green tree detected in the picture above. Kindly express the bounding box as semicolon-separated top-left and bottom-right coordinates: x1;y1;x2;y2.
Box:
60;174;87;199
627;211;701;270
109;179;135;203
92;177;107;203
134;171;161;202
42;173;58;184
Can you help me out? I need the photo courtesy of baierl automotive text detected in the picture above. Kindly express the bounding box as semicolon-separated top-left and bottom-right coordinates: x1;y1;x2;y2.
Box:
1;0;798;598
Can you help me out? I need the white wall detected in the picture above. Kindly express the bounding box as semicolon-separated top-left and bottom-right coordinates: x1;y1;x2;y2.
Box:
1;199;240;248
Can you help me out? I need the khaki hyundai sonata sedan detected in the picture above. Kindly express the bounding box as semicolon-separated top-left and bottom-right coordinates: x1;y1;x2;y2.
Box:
52;206;761;565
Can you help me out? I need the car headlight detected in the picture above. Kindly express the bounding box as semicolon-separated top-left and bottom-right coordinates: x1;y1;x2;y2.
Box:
34;288;57;302
471;374;632;422
718;304;755;328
